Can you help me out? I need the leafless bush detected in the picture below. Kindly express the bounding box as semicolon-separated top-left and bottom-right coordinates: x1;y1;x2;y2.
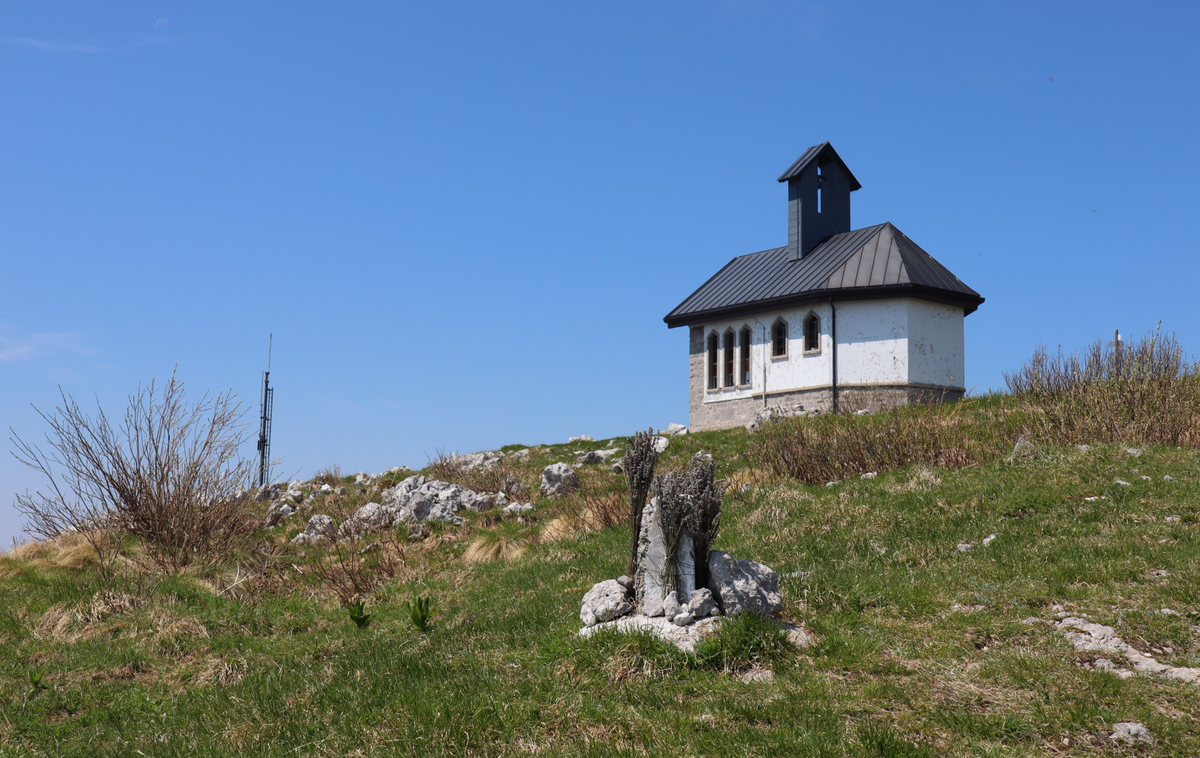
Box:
624;429;660;576
1005;327;1200;446
310;532;407;606
748;402;1005;485
11;370;256;572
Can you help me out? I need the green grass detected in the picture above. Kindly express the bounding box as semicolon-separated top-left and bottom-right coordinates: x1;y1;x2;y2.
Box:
2;408;1199;756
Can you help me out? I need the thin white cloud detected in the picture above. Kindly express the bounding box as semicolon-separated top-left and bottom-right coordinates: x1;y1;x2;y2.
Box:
11;37;103;54
155;18;170;27
0;330;90;362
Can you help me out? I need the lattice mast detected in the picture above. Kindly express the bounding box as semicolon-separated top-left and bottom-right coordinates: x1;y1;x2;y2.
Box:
256;334;274;488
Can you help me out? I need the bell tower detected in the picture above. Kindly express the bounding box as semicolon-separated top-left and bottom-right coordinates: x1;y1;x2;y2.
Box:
778;142;861;261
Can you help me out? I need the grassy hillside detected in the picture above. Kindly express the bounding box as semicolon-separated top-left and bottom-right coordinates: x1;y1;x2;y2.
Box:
2;397;1199;756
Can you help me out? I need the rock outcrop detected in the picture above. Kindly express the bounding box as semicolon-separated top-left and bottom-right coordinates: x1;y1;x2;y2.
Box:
707;550;783;616
539;463;578;498
291;514;336;545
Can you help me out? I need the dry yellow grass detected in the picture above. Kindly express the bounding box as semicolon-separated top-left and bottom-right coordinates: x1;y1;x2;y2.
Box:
462;532;530;564
5;531;117;572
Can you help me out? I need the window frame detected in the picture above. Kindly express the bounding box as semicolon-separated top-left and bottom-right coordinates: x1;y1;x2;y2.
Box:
706;332;719;391
739;326;752;386
803;311;821;354
771;318;789;359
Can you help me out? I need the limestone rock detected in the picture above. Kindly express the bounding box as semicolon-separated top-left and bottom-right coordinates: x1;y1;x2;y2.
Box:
540;463;578;498
502;502;535;515
264;502;295;528
634;498;668;616
672;611;694;627
663;423;689;436
688;588;719;618
1110;722;1152;745
652;436;669;454
449;451;504;471
382;475;495;525
568;434;594;443
338;502;392;538
707;550;783;616
578;448;621;465
291;514;336;545
615;575;633;591
739;668;774;684
580;579;632;627
579;614;723;652
662;591;682;619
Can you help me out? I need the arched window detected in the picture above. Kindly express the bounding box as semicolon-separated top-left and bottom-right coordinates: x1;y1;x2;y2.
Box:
739;327;752;385
723;331;736;387
804;312;820;352
707;332;718;390
772;318;788;358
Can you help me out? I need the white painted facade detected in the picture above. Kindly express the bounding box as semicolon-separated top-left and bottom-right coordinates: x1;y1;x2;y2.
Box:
697;297;965;407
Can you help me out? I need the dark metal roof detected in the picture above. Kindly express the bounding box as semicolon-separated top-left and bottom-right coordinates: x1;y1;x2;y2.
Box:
777;142;863;190
663;223;984;327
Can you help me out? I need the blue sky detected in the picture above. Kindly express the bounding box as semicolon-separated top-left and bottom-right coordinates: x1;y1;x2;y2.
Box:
2;1;1197;546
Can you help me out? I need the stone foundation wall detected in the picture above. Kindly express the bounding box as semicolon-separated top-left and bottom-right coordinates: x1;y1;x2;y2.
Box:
689;381;964;432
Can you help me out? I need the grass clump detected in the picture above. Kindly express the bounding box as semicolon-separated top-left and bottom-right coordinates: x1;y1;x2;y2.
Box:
462;520;533;563
693;613;795;673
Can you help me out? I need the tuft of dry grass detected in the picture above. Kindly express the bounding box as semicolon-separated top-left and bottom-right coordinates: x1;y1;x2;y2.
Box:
4;531;121;572
462;522;534;564
749;402;1008;485
311;465;343;487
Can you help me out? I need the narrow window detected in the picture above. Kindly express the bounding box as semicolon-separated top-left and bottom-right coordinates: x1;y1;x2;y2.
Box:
772;319;788;358
817;163;823;214
707;333;718;390
723;331;735;387
740;327;752;385
804;313;820;352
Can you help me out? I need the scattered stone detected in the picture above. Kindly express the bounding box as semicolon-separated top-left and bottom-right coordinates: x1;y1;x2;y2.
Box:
449;451;505;471
956;542;974;553
688;588;719;618
568;434;594;443
693;451;713;463
652;436;669;454
255;482;285;502
1056;616;1200;684
860;472;877;480
854;409;871;416
1076;444;1090;452
353;472;373;485
283;489;305;504
1083;495;1105;502
1110;722;1152;745
662;591;682;619
1158;608;1180;617
672;611;695;627
319;483;334;494
1139;475;1151;481
663;423;689;436
981;533;998;547
508;448;533;463
335;486;347;496
1163;475;1175;482
615;575;633;591
577;448;621;465
539;463;579;498
707;550;782;616
291;514;336;545
1115;479;1131;487
1165;515;1181;523
739;668;774;684
264;502;295;528
1124;448;1142;457
502;502;535;515
1149;569;1170;578
951;604;986;613
580;579;633;627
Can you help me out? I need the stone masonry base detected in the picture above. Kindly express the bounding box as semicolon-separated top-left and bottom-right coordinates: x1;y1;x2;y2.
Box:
689;385;965;432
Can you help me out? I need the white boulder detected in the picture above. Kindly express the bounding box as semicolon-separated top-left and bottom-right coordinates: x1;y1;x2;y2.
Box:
291;514;336;545
707;550;783;616
539;463;578;498
580;579;633;627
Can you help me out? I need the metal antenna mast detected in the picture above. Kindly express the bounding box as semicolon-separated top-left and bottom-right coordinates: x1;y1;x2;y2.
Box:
257;334;274;488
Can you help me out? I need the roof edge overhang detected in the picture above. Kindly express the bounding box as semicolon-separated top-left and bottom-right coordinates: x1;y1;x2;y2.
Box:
663;284;985;328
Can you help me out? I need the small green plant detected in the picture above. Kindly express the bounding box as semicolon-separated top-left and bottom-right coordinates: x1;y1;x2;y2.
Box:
28;667;46;695
406;595;433;633
347;600;371;629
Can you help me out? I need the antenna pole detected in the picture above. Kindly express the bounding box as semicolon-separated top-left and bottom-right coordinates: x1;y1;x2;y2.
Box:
257;334;274;488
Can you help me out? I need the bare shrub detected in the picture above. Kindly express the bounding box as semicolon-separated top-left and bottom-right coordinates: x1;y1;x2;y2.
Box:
1005;327;1200;447
749;402;1006;485
623;429;660;576
11;371;255;573
310;532;407;606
